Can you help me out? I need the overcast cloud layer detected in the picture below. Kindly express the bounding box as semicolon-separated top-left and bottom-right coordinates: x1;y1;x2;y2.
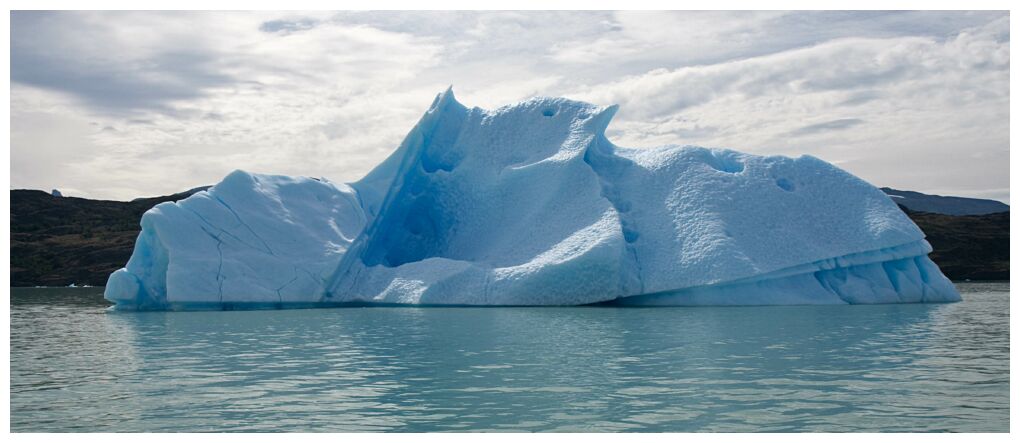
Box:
10;11;1010;203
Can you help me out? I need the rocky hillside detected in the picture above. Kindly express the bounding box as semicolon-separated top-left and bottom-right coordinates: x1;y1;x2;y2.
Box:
10;188;207;286
898;206;1009;280
883;187;1009;215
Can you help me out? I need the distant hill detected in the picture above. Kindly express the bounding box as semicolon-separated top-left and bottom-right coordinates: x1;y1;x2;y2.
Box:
897;206;1009;281
8;186;1009;286
10;187;208;287
882;187;1009;216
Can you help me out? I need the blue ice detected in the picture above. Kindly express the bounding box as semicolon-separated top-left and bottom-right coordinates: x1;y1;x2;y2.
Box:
105;89;961;310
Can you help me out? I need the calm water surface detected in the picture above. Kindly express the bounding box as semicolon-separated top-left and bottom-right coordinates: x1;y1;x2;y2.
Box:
10;283;1009;432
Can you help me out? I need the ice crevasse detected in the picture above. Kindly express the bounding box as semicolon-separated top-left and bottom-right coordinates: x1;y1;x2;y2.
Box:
104;88;961;310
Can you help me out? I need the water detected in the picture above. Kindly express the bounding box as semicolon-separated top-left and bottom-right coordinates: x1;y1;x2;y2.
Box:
10;283;1009;432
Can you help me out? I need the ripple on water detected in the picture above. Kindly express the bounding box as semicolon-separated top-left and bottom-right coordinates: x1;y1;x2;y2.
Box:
10;283;1010;432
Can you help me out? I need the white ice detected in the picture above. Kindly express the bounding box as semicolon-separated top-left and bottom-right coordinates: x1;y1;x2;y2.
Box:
105;89;961;309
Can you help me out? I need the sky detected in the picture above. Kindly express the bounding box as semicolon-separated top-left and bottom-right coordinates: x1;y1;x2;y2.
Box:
9;10;1011;203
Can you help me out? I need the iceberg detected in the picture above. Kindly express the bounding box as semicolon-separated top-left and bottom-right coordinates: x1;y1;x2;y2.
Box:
105;88;961;310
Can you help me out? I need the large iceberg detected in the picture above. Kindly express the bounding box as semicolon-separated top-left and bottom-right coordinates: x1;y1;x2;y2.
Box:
105;89;961;310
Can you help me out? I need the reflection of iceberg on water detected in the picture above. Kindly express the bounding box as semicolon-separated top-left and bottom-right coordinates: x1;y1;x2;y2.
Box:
105;89;961;310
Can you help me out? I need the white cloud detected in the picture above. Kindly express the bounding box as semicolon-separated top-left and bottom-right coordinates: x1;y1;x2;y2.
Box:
10;11;1010;204
567;16;1009;202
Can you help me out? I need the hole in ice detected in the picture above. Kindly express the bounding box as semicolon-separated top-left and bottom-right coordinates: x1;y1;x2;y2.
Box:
704;150;744;173
542;107;556;117
776;177;795;191
623;227;640;243
620;219;640;243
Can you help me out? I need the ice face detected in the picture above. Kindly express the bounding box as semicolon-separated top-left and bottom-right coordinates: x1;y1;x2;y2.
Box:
104;89;961;310
105;171;366;310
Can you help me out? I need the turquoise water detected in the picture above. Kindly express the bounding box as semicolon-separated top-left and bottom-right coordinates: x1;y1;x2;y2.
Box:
10;283;1009;432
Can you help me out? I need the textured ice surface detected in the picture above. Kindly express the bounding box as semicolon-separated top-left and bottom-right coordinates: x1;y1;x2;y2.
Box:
105;172;365;310
105;89;961;309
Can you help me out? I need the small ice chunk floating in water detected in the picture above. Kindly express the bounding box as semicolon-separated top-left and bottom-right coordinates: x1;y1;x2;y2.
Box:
105;89;960;310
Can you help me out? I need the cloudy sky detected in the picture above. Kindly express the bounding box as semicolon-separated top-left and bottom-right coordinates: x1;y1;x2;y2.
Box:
10;11;1010;203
